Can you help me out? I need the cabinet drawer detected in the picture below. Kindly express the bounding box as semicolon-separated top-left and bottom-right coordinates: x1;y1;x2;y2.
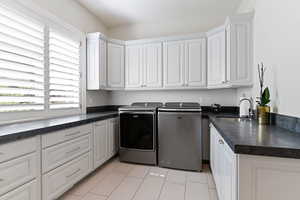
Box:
0;180;39;200
0;137;37;163
43;152;92;200
42;134;92;173
42;124;92;148
0;153;38;196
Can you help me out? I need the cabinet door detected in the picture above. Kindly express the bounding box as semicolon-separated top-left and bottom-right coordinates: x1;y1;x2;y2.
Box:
108;118;119;158
99;39;107;88
144;43;163;88
185;39;207;88
0;180;39;200
211;124;237;200
94;121;108;168
0;153;38;196
210;124;223;198
207;30;226;87
210;124;216;177
125;45;144;88
226;23;252;86
107;42;125;89
43;153;92;200
222;140;237;200
163;41;185;88
87;38;100;90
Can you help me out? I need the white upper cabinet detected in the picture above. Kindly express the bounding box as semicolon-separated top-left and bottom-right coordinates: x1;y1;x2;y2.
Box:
207;13;253;88
207;28;227;88
163;41;185;88
226;13;253;86
143;43;163;88
185;38;207;88
86;13;252;90
107;42;125;89
125;45;144;88
87;33;107;90
163;38;206;89
125;42;162;89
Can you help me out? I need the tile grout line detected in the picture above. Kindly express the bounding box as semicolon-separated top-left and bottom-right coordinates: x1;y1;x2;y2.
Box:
184;173;187;200
156;168;169;200
105;164;141;200
129;169;148;200
106;171;128;198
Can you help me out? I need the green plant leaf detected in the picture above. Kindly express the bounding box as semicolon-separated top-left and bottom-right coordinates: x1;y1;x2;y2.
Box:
261;87;270;106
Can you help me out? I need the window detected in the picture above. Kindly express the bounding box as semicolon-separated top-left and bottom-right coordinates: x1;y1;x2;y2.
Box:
49;30;81;109
0;2;84;121
0;5;44;112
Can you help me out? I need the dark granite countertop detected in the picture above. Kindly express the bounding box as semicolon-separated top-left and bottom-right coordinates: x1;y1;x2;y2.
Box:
0;111;118;144
209;115;300;159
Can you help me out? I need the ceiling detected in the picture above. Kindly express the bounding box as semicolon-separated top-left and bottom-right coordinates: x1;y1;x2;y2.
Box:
77;0;242;28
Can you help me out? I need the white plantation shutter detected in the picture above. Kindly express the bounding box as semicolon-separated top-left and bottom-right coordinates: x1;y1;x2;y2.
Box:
49;30;81;109
0;5;44;112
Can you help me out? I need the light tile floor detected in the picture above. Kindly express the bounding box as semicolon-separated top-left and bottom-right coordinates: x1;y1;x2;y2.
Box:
60;158;218;200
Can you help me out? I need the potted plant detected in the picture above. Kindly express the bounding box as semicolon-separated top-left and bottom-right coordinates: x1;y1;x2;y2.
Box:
256;63;271;124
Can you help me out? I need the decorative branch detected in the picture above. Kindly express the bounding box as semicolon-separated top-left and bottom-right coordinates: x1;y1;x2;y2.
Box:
257;62;270;106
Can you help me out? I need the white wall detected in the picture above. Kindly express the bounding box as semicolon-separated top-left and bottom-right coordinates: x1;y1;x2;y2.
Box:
108;16;226;40
108;89;237;106
28;0;107;33
25;0;109;107
236;0;300;117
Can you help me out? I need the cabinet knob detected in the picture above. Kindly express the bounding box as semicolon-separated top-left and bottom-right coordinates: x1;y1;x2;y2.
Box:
219;139;224;144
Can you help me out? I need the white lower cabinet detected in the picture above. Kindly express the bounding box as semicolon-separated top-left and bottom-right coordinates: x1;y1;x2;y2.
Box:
0;153;38;196
93;117;119;169
210;123;300;200
42;153;92;200
0;180;39;200
42;134;92;173
0;118;120;200
93;120;108;168
210;124;237;200
108;118;119;157
0;136;40;200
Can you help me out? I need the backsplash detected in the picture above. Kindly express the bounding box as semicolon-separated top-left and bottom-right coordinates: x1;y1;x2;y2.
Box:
271;113;300;133
86;105;123;113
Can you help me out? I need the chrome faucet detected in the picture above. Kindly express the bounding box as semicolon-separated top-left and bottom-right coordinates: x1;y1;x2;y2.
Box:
239;97;254;119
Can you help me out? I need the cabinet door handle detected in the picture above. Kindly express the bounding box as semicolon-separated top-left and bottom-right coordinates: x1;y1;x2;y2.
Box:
65;131;81;137
66;169;81;178
219;139;224;144
65;147;81;156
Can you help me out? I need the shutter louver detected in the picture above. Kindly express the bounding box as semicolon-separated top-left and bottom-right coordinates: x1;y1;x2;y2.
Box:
49;30;80;109
0;5;44;112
